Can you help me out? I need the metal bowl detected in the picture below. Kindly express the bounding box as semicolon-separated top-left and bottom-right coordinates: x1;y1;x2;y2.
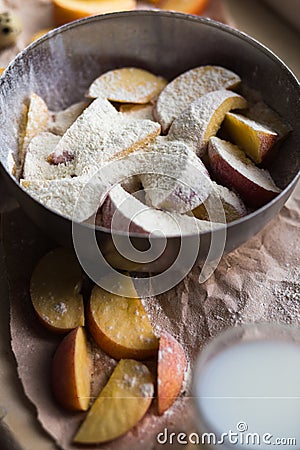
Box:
0;11;299;274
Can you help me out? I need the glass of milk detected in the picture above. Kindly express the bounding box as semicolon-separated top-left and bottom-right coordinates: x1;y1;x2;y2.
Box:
193;323;300;450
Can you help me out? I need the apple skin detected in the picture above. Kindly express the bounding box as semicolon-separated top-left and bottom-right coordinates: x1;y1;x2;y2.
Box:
158;331;187;415
208;138;281;208
51;326;91;412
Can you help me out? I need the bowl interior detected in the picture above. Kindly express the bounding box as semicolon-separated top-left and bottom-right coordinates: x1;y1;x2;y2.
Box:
0;11;299;192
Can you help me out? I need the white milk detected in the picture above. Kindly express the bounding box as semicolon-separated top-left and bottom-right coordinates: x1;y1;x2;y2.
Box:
195;340;300;450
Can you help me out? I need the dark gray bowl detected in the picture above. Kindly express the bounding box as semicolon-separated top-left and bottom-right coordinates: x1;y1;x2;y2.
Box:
0;11;299;273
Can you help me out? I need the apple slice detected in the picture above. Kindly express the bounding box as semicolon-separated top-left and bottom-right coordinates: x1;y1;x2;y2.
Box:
19;92;50;167
49;101;89;136
53;0;136;26
223;112;278;164
208;137;281;208
100;184;222;235
51;326;91;411
192;181;247;223
168;90;247;157
158;331;187;415
23;132;74;180
159;0;209;14
139;138;212;213
30;247;84;332
87;277;159;360
154;65;241;132
87;67;167;104
48;96;161;175
119;103;154;121
74;359;154;444
247;101;292;142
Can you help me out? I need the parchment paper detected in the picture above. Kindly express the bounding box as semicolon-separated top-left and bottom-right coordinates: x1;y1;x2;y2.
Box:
3;181;299;450
1;0;299;449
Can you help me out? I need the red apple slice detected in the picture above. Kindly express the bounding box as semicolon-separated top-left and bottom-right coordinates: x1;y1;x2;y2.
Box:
158;331;187;415
51;326;91;411
208;137;281;208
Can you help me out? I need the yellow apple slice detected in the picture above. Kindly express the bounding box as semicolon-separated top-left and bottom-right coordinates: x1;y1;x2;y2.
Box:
30;247;84;332
223;112;278;164
51;327;91;411
192;181;247;223
87;67;168;104
53;0;137;26
155;65;241;132
19;92;50;167
168;89;247;157
87;276;158;359
73;359;154;444
158;331;187;415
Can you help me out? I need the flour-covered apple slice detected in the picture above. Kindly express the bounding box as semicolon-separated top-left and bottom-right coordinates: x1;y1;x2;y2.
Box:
49;101;89;135
19;92;51;167
23;132;74;180
100;184;222;235
139;138;212;213
21;176;104;222
155;65;241;132
208;137;281;208
169;90;247;157
48;97;161;175
193;181;247;222
223;112;278;164
119;103;154;121
87;67;167;104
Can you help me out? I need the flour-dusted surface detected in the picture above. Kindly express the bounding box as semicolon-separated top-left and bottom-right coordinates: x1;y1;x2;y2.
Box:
4;180;300;450
50;97;161;176
155;65;241;132
87;67;167;104
49;101;90;136
23;132;73;180
168;89;247;156
140;138;212;213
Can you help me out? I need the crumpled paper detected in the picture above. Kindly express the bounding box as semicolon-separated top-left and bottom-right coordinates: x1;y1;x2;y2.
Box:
3;182;299;450
1;0;299;448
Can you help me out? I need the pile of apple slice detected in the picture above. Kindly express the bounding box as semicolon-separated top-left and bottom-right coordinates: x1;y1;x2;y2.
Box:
30;248;187;444
15;63;290;230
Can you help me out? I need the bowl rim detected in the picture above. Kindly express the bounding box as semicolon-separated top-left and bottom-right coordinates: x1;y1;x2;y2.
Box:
0;9;299;238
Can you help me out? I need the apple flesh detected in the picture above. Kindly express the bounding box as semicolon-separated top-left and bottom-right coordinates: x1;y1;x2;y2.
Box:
168;90;247;157
51;326;91;411
208;137;281;208
73;359;154;444
87;276;159;360
158;331;187;415
222;112;278;164
30;247;84;333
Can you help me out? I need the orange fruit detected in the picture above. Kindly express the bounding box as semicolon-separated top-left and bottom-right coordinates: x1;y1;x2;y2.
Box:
52;0;137;26
159;0;209;15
